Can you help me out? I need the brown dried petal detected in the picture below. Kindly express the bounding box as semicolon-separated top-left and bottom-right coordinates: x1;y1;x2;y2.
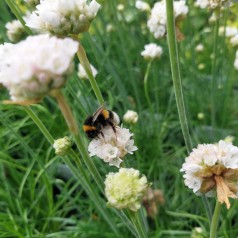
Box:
214;175;237;209
199;179;216;193
211;165;225;175
222;169;238;181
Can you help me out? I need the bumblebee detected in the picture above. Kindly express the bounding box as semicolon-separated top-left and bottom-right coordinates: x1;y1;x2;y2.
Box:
83;106;120;139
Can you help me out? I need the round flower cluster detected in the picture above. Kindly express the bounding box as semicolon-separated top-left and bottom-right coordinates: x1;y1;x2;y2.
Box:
0;34;78;102
123;110;139;124
147;0;188;39
53;136;72;156
219;26;238;47
77;63;98;79
141;43;163;60
5;19;26;42
195;44;204;52
25;0;101;36
88;126;137;168
135;0;150;12
195;0;230;9
181;140;238;208
105;168;149;211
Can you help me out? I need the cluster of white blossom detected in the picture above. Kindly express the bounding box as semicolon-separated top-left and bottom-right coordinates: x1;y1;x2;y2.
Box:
181;140;238;208
147;0;188;39
5;19;26;42
53;136;71;156
195;44;204;52
123;110;139;124
105;168;149;211
88;126;137;168
195;0;230;9
219;26;238;47
77;63;98;79
135;0;150;11
141;43;163;60
25;0;101;36
0;34;78;102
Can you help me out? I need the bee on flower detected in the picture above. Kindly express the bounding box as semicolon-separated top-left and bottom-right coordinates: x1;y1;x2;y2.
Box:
85;107;137;168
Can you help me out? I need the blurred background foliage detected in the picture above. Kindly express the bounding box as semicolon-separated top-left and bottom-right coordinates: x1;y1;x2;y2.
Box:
0;0;238;237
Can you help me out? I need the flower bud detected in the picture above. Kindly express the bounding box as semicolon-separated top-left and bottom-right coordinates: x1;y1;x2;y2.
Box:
53;136;71;156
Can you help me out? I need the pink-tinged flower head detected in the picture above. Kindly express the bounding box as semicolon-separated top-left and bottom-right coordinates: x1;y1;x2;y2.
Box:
88;126;137;168
0;34;78;102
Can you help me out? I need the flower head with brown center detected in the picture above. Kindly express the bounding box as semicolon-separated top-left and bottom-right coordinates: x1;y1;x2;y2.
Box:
181;140;238;208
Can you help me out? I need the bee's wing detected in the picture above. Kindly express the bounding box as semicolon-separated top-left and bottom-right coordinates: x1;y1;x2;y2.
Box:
92;106;104;122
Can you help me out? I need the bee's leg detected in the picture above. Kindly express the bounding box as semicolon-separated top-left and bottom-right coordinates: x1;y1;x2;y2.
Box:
108;122;117;140
100;131;106;142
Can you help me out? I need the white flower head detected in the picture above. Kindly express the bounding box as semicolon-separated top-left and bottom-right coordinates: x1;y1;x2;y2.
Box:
195;0;231;9
53;136;71;156
117;4;125;11
0;34;78;102
25;0;101;36
181;140;238;208
147;0;188;39
123;110;139;124
105;168;149;211
135;0;150;11
195;44;204;52
230;34;238;47
88;126;137;168
141;43;163;60
77;63;98;79
219;26;238;38
5;19;26;42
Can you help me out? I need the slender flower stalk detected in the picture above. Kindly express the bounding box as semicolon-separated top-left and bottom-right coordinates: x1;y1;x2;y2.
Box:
143;61;152;109
128;210;148;238
210;201;222;238
211;10;220;128
165;0;192;153
23;106;120;235
51;89;104;192
166;0;213;223
75;40;104;105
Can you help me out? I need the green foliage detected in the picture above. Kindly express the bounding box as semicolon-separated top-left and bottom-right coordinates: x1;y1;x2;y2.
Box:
1;0;238;237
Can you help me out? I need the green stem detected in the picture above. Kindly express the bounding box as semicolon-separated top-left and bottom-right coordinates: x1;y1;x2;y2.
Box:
5;0;32;35
24;106;54;144
128;210;148;238
202;195;212;224
144;61;152;109
210;201;222;238
165;0;192;153
166;0;213;225
76;42;104;105
52;90;104;193
211;10;220;128
23;106;120;235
